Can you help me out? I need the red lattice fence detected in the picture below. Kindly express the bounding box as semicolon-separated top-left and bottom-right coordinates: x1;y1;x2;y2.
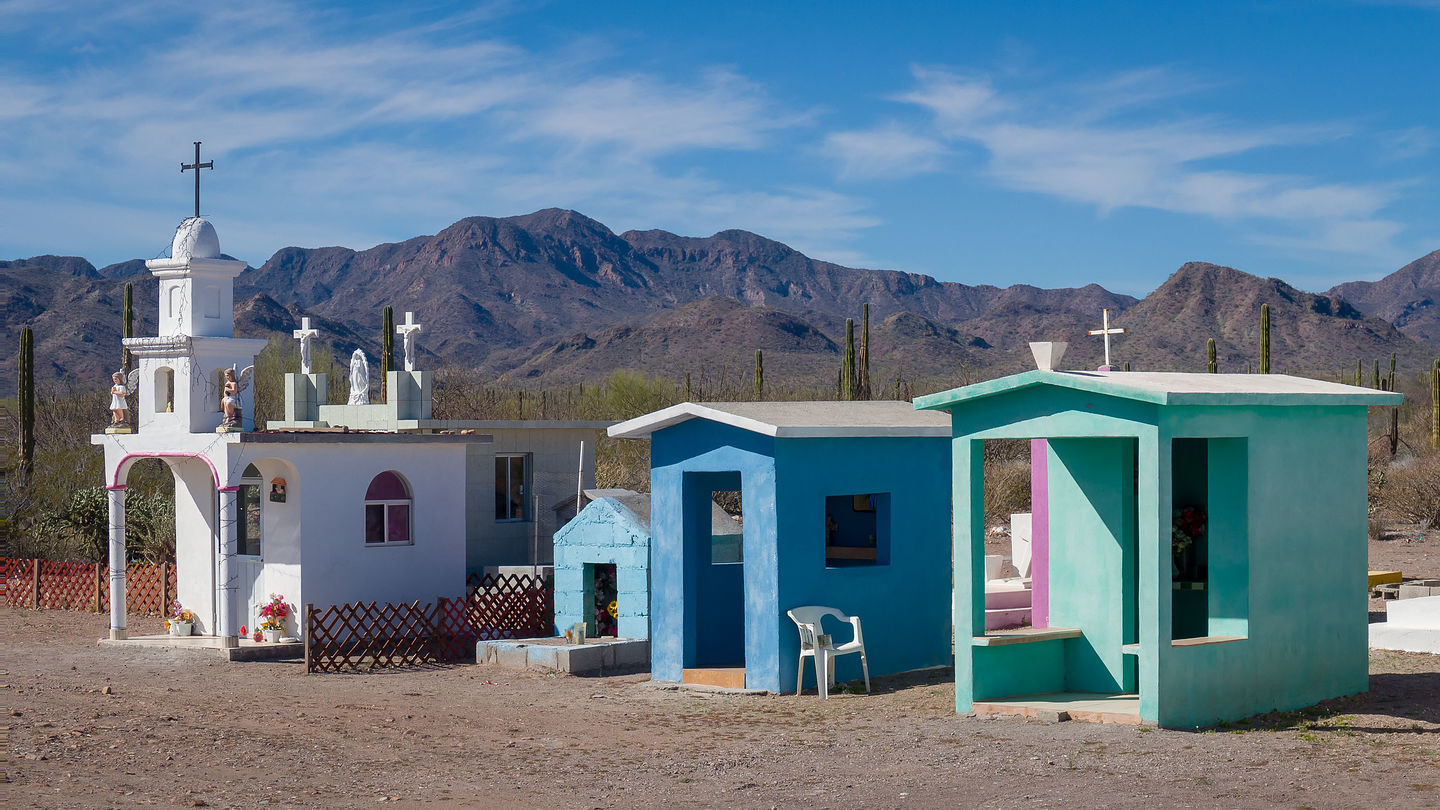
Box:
306;573;552;673
2;557;175;616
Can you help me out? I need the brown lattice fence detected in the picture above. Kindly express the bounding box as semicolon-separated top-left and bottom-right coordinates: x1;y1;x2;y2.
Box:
2;557;175;615
306;573;553;673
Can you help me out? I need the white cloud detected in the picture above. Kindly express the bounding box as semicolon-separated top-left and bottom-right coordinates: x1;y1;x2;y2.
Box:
822;124;948;179
868;65;1408;257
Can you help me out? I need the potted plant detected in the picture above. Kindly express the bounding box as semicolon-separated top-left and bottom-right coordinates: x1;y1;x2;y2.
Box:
166;600;195;637
257;593;291;642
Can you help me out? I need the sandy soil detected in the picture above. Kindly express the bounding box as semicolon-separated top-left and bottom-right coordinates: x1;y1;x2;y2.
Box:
3;605;1436;810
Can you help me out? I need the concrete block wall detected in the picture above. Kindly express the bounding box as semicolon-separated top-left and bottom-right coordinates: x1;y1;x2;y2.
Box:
553;498;651;639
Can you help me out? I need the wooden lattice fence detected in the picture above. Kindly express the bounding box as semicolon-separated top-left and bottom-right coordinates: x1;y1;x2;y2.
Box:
1;557;175;615
306;573;553;673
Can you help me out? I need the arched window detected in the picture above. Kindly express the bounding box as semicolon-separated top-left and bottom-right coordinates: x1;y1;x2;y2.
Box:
364;471;412;546
154;367;175;413
238;464;262;557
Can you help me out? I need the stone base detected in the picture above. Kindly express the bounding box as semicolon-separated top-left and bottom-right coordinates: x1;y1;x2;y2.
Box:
476;637;649;675
99;634;302;661
215;425;243;434
109;628;127;640
105;426;133;434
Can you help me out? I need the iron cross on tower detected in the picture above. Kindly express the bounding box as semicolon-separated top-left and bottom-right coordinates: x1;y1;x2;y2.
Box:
180;141;213;218
1088;308;1127;371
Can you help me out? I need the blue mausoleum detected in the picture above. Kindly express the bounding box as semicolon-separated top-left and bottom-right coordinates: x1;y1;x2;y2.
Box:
608;401;953;692
553;489;654;640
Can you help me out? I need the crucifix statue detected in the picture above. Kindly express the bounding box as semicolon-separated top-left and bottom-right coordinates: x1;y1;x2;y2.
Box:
1087;307;1127;371
293;316;318;375
181;141;213;219
396;311;424;372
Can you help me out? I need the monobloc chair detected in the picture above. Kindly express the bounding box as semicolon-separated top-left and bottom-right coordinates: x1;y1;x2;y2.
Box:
786;606;871;699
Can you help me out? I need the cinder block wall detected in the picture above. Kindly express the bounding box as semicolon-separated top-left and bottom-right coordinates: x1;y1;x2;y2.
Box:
553;499;651;639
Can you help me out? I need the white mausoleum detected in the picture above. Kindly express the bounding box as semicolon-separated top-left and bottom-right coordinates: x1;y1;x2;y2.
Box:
93;217;607;645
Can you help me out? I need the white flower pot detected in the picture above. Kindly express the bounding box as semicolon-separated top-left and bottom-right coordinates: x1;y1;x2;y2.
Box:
263;628;283;643
170;621;192;637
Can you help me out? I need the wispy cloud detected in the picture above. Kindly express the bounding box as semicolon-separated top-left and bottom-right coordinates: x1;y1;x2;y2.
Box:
829;65;1411;258
822;124;948;179
0;0;878;266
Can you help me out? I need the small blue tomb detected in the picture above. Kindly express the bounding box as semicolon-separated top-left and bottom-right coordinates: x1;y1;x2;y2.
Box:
553;489;654;640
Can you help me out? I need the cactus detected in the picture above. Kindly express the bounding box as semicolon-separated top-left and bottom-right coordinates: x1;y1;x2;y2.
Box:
1123;361;1131;372
1432;358;1439;449
1354;360;1362;387
380;306;394;399
840;318;856;401
121;282;134;374
1206;338;1217;373
684;372;692;401
1259;304;1270;374
1389;352;1397;391
857;303;871;400
753;350;764;400
18;327;34;473
1373;359;1381;390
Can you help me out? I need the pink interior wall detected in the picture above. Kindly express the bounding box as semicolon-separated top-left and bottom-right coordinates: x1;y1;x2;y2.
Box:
1030;438;1049;629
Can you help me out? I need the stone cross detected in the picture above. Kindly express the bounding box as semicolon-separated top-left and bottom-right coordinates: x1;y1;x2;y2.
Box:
292;316;318;375
1087;308;1127;371
396;311;424;372
180;141;213;219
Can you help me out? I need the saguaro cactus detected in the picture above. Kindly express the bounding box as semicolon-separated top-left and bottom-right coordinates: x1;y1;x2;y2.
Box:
1207;338;1217;373
753;350;764;400
380;306;394;400
1355;359;1362;387
858;303;871;401
840;318;856;401
1259;304;1271;374
684;372;692;401
1373;359;1381;390
18;327;34;473
1432;358;1439;449
122;282;134;374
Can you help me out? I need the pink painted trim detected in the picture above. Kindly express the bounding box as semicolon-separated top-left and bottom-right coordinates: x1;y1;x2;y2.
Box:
111;451;222;489
217;486;241;493
1030;438;1049;630
105;484;128;491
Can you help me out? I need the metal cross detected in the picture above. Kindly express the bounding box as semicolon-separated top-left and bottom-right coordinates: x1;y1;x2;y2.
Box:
1087;307;1127;371
180;141;213;218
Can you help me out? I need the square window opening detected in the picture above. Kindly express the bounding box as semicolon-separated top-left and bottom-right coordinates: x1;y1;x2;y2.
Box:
711;490;743;564
825;493;889;567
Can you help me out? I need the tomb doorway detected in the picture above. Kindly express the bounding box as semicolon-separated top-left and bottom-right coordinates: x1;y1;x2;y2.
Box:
681;471;748;688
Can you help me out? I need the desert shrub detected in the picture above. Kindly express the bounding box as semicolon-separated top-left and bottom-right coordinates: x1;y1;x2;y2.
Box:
984;440;1032;529
1382;453;1440;530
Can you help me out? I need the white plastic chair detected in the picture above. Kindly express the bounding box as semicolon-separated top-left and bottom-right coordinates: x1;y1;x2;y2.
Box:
787;606;870;698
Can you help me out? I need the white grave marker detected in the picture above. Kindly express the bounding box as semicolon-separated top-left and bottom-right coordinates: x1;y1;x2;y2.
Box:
1087;308;1127;372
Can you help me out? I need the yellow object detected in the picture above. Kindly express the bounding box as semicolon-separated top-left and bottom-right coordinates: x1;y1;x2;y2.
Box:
1368;570;1402;588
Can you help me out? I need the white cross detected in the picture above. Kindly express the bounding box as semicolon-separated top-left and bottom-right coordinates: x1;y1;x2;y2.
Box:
396;311;424;372
1087;308;1127;371
292;316;319;375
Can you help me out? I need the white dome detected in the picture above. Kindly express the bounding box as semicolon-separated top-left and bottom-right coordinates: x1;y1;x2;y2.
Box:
171;217;221;260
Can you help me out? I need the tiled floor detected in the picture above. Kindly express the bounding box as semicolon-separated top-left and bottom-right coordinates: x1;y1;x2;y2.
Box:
971;691;1142;725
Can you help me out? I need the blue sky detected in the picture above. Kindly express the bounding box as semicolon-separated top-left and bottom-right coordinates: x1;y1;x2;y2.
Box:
1;0;1436;294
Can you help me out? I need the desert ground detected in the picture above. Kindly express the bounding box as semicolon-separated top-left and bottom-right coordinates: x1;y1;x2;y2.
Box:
4;533;1437;810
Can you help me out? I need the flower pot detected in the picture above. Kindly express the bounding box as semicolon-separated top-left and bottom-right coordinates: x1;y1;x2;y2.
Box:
263;628;283;643
170;621;192;637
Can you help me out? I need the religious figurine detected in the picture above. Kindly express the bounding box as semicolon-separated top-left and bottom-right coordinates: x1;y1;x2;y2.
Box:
348;349;369;405
109;372;129;427
217;365;254;432
293;317;317;375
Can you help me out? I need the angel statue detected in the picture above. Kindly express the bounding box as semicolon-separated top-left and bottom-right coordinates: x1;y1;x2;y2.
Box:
348;349;369;405
219;364;255;430
107;368;141;431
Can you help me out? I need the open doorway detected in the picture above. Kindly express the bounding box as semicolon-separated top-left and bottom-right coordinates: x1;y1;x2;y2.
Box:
682;471;746;685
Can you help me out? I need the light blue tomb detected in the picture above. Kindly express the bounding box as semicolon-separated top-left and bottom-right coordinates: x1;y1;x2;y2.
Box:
608;401;953;693
553;489;653;640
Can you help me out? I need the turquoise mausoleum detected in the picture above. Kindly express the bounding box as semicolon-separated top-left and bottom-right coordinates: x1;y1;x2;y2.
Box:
916;370;1400;728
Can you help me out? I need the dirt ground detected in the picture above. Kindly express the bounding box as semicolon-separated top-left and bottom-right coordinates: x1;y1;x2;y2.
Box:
4;533;1438;810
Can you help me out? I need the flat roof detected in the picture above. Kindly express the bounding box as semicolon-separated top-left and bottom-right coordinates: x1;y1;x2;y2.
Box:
607;400;952;439
914;370;1404;410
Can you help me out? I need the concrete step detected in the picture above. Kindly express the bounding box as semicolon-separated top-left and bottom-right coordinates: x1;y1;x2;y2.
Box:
985;588;1033;610
985;607;1032;630
682;667;746;689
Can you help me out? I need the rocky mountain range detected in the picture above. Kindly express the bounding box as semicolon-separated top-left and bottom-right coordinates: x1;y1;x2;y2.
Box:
2;210;1436;395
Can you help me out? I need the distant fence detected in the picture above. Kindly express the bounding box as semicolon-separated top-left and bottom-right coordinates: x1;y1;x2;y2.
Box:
304;573;553;673
1;557;175;615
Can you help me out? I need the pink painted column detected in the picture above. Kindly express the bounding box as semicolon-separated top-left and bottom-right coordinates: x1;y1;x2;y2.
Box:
1030;439;1049;629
